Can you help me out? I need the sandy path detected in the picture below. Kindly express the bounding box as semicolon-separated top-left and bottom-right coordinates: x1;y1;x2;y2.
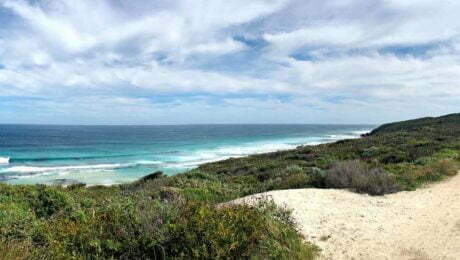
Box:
232;174;460;260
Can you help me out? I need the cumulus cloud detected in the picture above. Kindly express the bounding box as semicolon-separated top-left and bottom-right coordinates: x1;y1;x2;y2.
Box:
0;0;459;124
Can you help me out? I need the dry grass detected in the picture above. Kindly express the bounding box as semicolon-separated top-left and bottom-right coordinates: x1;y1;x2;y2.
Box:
324;160;399;195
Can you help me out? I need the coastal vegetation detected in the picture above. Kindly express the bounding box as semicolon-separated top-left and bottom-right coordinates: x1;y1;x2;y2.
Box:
1;113;459;259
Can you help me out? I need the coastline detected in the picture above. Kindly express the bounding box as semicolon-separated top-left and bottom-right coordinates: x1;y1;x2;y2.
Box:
0;126;372;186
80;130;372;187
45;132;372;188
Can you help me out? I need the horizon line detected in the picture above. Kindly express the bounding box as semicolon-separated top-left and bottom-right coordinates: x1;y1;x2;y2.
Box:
0;123;378;127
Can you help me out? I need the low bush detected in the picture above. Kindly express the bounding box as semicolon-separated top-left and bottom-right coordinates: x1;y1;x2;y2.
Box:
355;168;399;195
324;160;399;195
414;159;458;183
0;184;318;259
278;173;312;189
392;158;459;190
0;202;36;239
31;186;76;218
139;171;165;182
168;200;318;259
431;159;459;176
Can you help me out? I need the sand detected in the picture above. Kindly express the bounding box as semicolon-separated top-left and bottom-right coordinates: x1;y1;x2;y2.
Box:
231;174;460;260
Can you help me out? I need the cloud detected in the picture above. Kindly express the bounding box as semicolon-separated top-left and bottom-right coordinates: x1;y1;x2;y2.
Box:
0;0;459;124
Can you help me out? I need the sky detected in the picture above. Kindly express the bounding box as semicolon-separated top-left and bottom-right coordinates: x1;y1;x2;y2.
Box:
0;0;459;125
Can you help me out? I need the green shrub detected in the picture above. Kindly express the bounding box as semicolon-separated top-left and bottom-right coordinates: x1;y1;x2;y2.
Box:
278;173;312;189
0;203;36;239
168;200;318;259
415;159;459;183
285;164;303;174
361;146;384;158
380;150;409;164
31;186;76;218
139;171;165;182
0;183;319;259
66;183;86;190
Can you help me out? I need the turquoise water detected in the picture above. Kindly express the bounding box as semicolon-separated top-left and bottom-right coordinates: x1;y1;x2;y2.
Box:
0;124;373;185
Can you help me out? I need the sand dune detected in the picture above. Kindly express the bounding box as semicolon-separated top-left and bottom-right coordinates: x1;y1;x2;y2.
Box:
232;174;460;260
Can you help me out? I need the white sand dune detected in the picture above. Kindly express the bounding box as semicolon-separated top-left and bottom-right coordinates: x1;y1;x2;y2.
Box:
232;174;460;260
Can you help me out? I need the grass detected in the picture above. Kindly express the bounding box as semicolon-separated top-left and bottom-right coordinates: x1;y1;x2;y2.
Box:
0;113;459;258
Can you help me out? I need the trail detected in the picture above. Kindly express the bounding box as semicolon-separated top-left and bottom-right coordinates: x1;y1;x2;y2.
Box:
232;174;460;259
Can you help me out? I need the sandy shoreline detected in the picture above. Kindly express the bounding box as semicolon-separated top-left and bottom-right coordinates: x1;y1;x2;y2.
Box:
232;174;460;260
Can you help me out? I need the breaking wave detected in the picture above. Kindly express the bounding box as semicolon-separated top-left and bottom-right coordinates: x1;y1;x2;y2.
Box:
0;160;162;176
8;153;155;163
0;157;9;164
1;127;372;183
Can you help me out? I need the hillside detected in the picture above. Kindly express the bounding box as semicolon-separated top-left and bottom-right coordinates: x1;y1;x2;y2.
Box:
1;114;459;259
193;113;460;194
370;113;460;135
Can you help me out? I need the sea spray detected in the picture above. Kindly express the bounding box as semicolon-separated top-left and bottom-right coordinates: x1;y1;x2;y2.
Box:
0;161;164;174
0;157;9;164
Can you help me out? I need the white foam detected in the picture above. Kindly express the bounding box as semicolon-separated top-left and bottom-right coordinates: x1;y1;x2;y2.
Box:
0;157;9;164
325;134;356;139
306;141;323;146
0;163;126;174
135;160;162;165
9;171;56;179
166;130;371;170
1;160;167;180
166;141;307;170
351;130;371;135
165;157;231;169
324;130;371;141
215;143;297;156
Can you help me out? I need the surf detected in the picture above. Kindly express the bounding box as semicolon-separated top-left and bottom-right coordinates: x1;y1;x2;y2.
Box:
0;160;163;175
8;153;154;163
0;157;9;164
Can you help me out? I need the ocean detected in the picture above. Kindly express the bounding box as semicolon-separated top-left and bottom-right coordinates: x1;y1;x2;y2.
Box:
0;124;373;185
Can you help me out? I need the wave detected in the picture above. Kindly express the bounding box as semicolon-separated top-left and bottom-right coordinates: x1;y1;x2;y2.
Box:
165;130;371;170
324;134;358;140
1;164;126;174
164;157;231;169
0;160;162;175
350;130;371;135
134;160;163;165
0;157;9;164
165;141;321;170
8;153;154;163
323;130;371;141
